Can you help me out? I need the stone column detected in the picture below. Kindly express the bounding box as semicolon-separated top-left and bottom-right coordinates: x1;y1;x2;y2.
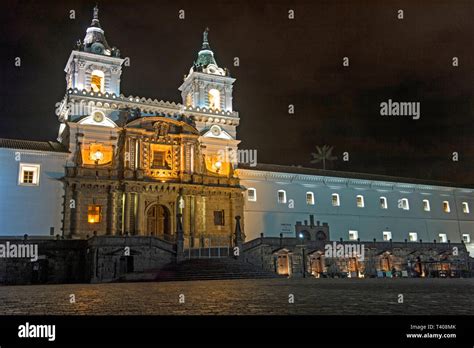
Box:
176;213;184;262
136;192;143;235
62;182;73;238
72;185;82;238
107;188;118;235
189;195;195;247
124;191;131;235
229;193;236;245
234;216;243;259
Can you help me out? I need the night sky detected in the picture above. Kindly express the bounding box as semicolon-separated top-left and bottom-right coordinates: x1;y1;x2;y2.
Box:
1;0;473;184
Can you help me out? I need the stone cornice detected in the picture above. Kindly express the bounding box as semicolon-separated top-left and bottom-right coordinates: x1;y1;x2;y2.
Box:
62;89;239;124
236;168;470;193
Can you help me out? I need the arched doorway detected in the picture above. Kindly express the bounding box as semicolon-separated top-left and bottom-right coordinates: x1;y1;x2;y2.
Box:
275;249;291;276
379;252;392;272
309;251;326;278
146;204;171;240
298;230;311;241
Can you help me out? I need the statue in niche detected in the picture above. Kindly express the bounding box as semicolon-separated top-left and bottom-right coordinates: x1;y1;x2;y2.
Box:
153;122;170;138
112;47;121;58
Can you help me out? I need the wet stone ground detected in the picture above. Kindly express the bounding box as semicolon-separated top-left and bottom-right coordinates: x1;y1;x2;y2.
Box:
0;278;472;315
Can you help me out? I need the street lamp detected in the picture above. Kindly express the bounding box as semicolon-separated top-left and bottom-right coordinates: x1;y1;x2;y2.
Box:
299;232;306;278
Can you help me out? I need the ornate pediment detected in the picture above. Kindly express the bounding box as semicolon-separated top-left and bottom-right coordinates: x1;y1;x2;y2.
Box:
126;116;199;136
202;125;233;140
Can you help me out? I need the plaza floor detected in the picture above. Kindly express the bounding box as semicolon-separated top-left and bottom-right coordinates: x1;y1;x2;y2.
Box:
0;278;472;315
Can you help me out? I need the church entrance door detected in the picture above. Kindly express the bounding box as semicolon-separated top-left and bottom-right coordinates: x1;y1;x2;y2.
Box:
277;253;290;275
146;204;171;240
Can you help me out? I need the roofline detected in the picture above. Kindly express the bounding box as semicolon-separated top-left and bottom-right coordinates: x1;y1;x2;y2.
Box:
237;163;474;190
0;138;70;154
64;50;124;72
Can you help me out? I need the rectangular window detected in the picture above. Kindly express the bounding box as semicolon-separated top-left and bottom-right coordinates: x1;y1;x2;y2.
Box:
306;192;314;205
380;197;387;209
152;151;169;169
214;210;225;226
408;232;418;242
356;195;364;208
278;190;286;204
438;233;447;243
18;163;40;186
332;193;340;207
87;205;101;224
23;170;34;183
462;202;470;214
383;231;392;241
348;230;358;241
443;201;450;213
462;234;471;244
423;199;430;212
247;188;257;202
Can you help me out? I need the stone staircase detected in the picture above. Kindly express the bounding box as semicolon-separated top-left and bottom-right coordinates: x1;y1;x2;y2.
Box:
120;258;282;282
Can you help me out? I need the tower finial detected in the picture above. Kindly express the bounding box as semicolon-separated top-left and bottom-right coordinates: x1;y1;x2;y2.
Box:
202;27;210;50
93;4;99;20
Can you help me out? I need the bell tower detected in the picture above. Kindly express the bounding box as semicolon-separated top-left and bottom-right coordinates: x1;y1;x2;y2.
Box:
64;5;124;96
58;6;124;163
179;28;235;112
179;28;240;176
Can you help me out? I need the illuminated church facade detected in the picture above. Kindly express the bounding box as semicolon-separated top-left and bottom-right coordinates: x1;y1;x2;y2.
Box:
0;7;473;281
54;8;243;247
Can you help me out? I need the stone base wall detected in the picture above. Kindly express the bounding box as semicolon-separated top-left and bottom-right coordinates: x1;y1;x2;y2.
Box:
0;236;176;285
243;237;472;278
0;238;88;285
87;236;176;283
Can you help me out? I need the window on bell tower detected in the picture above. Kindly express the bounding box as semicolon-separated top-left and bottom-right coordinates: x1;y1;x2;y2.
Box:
90;70;105;93
186;93;193;107
208;88;221;110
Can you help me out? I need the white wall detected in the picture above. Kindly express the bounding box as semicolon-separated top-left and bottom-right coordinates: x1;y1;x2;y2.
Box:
238;169;474;254
0;149;67;236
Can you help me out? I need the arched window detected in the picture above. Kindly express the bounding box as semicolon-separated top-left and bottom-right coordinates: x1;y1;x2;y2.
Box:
306;192;315;205
443;201;450;213
356;195;365;208
423;199;430;211
400;198;409;210
462;202;470;214
277;190;286;204
380;197;387;209
90;70;105;93
208;88;221;110
186;93;193;107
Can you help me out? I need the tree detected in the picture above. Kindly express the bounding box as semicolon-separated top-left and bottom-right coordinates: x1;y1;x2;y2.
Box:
310;145;337;170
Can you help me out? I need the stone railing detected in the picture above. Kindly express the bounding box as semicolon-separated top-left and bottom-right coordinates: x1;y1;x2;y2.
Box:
65;88;239;120
243;235;468;254
87;235;176;253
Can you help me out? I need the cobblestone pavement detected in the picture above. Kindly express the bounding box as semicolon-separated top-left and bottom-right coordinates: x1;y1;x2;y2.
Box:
0;278;472;315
